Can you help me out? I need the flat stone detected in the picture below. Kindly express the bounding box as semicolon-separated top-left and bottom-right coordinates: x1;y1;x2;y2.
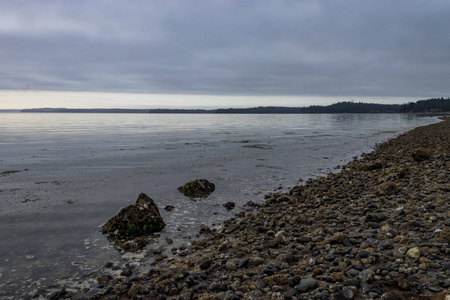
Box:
381;241;394;249
358;250;369;258
368;222;381;229
191;284;209;292
296;278;317;292
226;261;236;270
344;279;360;287
284;288;297;299
238;258;249;268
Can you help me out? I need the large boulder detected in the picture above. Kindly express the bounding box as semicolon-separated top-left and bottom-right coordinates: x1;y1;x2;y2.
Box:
177;179;215;198
102;193;165;240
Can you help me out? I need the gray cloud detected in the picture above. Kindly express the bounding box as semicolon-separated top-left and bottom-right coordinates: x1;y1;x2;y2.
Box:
2;0;450;100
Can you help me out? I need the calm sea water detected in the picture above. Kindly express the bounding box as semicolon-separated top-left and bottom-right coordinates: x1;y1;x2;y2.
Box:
0;113;439;298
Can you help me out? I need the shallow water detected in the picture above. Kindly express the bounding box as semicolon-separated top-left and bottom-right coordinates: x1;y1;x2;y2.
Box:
0;113;439;298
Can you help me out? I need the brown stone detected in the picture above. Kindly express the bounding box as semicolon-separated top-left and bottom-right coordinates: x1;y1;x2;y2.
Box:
437;226;450;243
377;182;398;195
412;147;432;161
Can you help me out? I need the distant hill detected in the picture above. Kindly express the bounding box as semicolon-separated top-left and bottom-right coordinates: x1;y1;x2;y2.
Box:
399;98;450;113
20;98;450;114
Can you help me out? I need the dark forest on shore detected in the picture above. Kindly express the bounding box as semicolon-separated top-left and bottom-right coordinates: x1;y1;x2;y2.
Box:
19;98;450;114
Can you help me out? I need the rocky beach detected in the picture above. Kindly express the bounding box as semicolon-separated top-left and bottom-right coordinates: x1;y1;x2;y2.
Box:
46;117;449;300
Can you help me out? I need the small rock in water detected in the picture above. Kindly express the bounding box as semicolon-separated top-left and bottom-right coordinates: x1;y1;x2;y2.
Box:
177;179;215;198
164;205;175;211
223;202;235;210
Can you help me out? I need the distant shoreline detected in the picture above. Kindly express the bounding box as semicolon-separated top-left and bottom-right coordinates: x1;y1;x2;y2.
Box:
14;98;450;114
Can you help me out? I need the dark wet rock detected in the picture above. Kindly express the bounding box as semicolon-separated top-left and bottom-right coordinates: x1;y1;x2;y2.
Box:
298;236;312;243
199;259;212;270
191;283;209;292
381;241;394;249
120;236;149;252
223;201;235;210
348;269;360;277
368;221;381;229
102;193;165;243
209;283;228;292
164;205;175;211
284;288;297;299
238;257;249;268
377;182;398;195
168;287;179;296
344;279;360;287
437;226;450;243
342;286;357;299
97;275;111;284
358;250;369;258
263;268;274;276
177;179;215;198
296;278;317;292
412;147;432;161
329;232;347;244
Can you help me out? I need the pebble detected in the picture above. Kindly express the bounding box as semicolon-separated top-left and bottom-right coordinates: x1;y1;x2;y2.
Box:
296;278;317;292
358;250;369;258
406;247;421;259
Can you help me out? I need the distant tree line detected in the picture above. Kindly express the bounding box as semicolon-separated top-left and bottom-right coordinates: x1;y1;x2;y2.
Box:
297;102;401;113
215;107;302;113
21;98;450;114
147;108;212;114
399;97;450;113
215;98;450;114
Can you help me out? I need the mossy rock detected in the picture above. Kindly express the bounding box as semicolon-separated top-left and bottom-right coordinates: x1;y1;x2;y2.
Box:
437;226;450;243
102;193;165;240
177;179;215;198
411;147;432;161
377;182;398;196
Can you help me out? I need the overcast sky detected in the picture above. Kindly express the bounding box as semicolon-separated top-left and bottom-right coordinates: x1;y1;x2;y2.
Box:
1;0;450;109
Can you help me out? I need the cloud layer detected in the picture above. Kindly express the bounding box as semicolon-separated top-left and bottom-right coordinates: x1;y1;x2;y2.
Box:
2;0;450;101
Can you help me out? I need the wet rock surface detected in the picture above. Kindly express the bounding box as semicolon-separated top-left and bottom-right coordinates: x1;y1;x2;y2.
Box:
43;118;450;299
101;193;165;250
177;179;216;199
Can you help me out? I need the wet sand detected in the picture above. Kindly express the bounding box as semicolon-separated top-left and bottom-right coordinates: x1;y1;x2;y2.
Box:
45;117;450;299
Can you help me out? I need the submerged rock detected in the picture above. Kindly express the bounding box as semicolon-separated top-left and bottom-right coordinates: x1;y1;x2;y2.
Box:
102;193;165;241
164;205;175;212
177;179;215;198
